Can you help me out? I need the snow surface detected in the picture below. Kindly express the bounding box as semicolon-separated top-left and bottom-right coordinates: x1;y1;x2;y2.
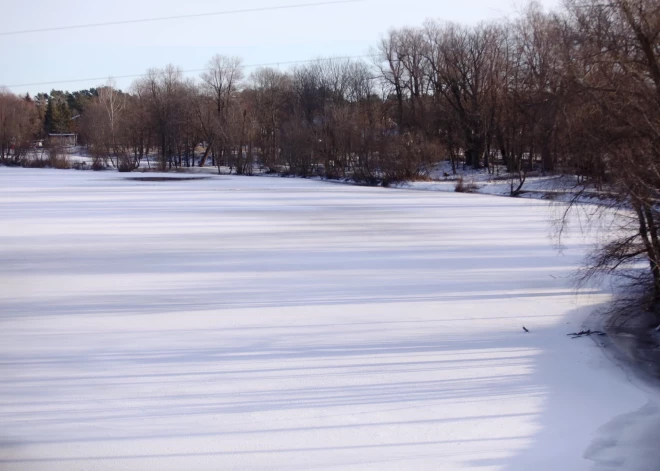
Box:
0;168;658;470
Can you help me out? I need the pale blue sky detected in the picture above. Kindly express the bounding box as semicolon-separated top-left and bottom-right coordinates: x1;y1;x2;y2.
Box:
2;0;560;96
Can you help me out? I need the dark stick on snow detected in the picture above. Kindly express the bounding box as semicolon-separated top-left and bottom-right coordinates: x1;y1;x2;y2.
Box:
567;329;606;339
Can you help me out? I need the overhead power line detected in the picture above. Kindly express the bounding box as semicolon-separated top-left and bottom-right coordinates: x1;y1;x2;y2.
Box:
0;0;363;36
5;55;374;89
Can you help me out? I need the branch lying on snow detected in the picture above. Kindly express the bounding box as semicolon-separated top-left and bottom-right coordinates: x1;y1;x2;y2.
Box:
567;329;607;339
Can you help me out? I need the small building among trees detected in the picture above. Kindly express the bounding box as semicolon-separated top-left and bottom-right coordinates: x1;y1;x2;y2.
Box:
48;133;77;147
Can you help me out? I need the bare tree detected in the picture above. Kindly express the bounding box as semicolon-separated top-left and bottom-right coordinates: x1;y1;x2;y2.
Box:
556;0;660;313
134;65;187;170
199;55;244;171
98;79;126;166
0;91;38;163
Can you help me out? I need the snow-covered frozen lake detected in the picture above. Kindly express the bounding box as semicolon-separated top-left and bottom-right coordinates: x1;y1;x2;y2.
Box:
0;168;657;470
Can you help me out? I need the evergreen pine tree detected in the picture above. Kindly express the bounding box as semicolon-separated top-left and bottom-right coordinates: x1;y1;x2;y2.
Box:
44;92;72;134
44;98;55;134
57;101;71;132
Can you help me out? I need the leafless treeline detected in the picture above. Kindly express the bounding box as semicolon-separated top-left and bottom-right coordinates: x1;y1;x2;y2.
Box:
77;4;569;182
0;2;650;182
0;2;646;181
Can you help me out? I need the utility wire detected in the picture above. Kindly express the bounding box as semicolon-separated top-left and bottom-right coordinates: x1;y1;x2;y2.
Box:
5;55;374;89
0;0;363;36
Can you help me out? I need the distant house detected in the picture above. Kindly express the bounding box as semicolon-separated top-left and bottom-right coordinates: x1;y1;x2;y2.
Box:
48;133;77;147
